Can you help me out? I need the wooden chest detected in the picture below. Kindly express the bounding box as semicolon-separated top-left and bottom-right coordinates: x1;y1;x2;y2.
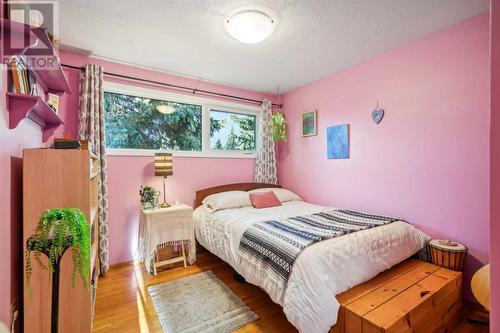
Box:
331;259;462;333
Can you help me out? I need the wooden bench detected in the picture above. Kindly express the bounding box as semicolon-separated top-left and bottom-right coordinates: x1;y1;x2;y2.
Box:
331;259;462;333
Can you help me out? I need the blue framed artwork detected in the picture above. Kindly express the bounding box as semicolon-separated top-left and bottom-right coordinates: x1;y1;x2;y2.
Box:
327;124;349;159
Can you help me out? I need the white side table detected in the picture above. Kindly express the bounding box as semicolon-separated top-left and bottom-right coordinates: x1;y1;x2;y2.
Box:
138;203;195;275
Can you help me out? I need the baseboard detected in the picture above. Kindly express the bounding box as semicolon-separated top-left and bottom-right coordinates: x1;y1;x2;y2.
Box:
109;260;138;269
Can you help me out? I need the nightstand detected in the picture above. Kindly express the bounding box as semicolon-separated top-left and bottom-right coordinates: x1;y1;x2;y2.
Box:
138;203;196;275
428;239;468;272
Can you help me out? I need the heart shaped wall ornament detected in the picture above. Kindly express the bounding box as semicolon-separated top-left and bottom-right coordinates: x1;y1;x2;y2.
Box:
371;108;384;124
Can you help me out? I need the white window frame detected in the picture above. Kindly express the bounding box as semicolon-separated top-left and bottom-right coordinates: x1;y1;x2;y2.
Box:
104;81;260;158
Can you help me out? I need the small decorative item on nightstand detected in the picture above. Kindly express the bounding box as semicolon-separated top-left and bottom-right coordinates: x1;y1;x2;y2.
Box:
139;186;160;210
428;239;468;272
138;204;196;275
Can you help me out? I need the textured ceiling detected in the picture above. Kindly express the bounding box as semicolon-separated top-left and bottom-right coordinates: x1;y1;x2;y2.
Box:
59;0;489;94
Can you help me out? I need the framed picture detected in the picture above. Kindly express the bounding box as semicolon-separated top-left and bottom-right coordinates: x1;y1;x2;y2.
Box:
327;124;350;159
302;110;317;136
48;93;60;114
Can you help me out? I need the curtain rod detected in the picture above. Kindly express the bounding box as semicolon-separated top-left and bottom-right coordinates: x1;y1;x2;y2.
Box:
62;64;283;108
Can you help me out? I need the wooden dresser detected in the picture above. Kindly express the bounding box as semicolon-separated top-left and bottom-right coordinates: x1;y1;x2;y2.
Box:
331;259;462;333
23;149;100;333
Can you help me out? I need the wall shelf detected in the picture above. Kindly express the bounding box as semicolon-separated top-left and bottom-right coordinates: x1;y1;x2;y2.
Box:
7;93;64;142
2;18;72;141
24;27;72;94
1;19;72;95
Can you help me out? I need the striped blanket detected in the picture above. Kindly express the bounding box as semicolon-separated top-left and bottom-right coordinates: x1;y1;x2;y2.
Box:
239;209;402;291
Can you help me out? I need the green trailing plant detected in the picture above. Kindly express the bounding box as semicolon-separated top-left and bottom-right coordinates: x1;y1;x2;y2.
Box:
140;185;160;209
272;112;287;142
25;208;90;291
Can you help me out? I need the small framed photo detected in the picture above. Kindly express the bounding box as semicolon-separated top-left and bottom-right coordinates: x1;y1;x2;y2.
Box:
302;110;317;136
47;93;60;114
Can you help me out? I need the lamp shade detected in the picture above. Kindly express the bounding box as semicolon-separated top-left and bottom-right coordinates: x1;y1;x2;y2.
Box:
154;153;173;177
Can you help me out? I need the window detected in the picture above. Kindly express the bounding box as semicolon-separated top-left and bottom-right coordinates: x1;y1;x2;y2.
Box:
103;82;259;158
210;110;256;151
104;92;202;151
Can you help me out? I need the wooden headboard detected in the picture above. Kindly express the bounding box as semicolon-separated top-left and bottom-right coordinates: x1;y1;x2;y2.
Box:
194;182;281;208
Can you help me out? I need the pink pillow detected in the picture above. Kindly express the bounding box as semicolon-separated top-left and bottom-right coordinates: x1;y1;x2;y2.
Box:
249;191;282;209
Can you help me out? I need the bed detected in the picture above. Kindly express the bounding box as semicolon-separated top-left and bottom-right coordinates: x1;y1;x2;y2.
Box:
193;183;430;333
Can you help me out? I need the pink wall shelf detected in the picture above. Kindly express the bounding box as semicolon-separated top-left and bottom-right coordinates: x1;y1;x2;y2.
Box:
7;93;64;142
2;18;72;141
1;18;72;94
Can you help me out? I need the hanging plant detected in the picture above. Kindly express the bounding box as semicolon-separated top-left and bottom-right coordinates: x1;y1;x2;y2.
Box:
272;112;287;142
25;208;90;290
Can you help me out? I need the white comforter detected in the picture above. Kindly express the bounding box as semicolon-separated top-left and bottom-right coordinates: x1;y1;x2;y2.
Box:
193;201;430;333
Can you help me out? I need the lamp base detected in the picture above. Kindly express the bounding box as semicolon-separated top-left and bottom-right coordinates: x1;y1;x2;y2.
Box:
160;202;170;208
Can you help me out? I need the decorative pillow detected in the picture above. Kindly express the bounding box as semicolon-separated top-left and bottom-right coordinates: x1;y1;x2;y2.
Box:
249;191;282;209
202;191;251;213
248;188;302;203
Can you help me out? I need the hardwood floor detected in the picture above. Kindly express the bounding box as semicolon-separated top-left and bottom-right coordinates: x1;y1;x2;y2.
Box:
92;250;489;333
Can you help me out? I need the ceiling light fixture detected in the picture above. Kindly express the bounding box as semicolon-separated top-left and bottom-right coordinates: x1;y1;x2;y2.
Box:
156;104;176;114
225;10;276;44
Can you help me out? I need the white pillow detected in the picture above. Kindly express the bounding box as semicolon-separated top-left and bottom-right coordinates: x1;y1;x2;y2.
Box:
248;188;302;203
202;191;252;213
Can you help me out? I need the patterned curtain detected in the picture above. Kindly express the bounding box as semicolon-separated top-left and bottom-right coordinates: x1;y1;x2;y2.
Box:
255;100;278;184
78;64;110;275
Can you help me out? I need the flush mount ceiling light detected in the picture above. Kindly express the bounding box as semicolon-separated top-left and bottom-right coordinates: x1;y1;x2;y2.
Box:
156;104;176;114
225;10;276;44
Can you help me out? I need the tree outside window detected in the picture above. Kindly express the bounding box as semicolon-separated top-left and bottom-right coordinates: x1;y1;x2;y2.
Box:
210;110;256;151
104;92;202;151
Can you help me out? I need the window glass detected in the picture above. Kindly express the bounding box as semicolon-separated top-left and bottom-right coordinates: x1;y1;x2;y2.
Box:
104;92;202;151
210;110;256;151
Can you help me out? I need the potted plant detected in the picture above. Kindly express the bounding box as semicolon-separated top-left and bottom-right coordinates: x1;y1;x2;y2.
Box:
25;208;90;333
25;208;90;289
140;186;160;209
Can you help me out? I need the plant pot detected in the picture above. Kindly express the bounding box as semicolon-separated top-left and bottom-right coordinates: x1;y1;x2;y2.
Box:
47;220;73;240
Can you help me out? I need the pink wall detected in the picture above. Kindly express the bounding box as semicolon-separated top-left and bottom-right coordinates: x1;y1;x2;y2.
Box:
490;0;499;331
106;156;255;264
0;71;42;325
278;13;490;300
56;51;276;264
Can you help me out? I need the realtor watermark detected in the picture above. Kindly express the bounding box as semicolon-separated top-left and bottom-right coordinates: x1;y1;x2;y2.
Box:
1;1;59;70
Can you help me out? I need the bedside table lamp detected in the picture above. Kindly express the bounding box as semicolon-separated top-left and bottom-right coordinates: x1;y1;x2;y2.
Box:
154;152;173;208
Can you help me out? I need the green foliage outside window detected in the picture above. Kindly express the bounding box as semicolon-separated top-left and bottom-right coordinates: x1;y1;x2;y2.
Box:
104;91;257;153
210;110;256;151
104;92;202;151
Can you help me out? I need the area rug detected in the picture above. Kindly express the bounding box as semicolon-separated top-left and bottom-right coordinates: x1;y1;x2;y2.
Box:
147;271;259;333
